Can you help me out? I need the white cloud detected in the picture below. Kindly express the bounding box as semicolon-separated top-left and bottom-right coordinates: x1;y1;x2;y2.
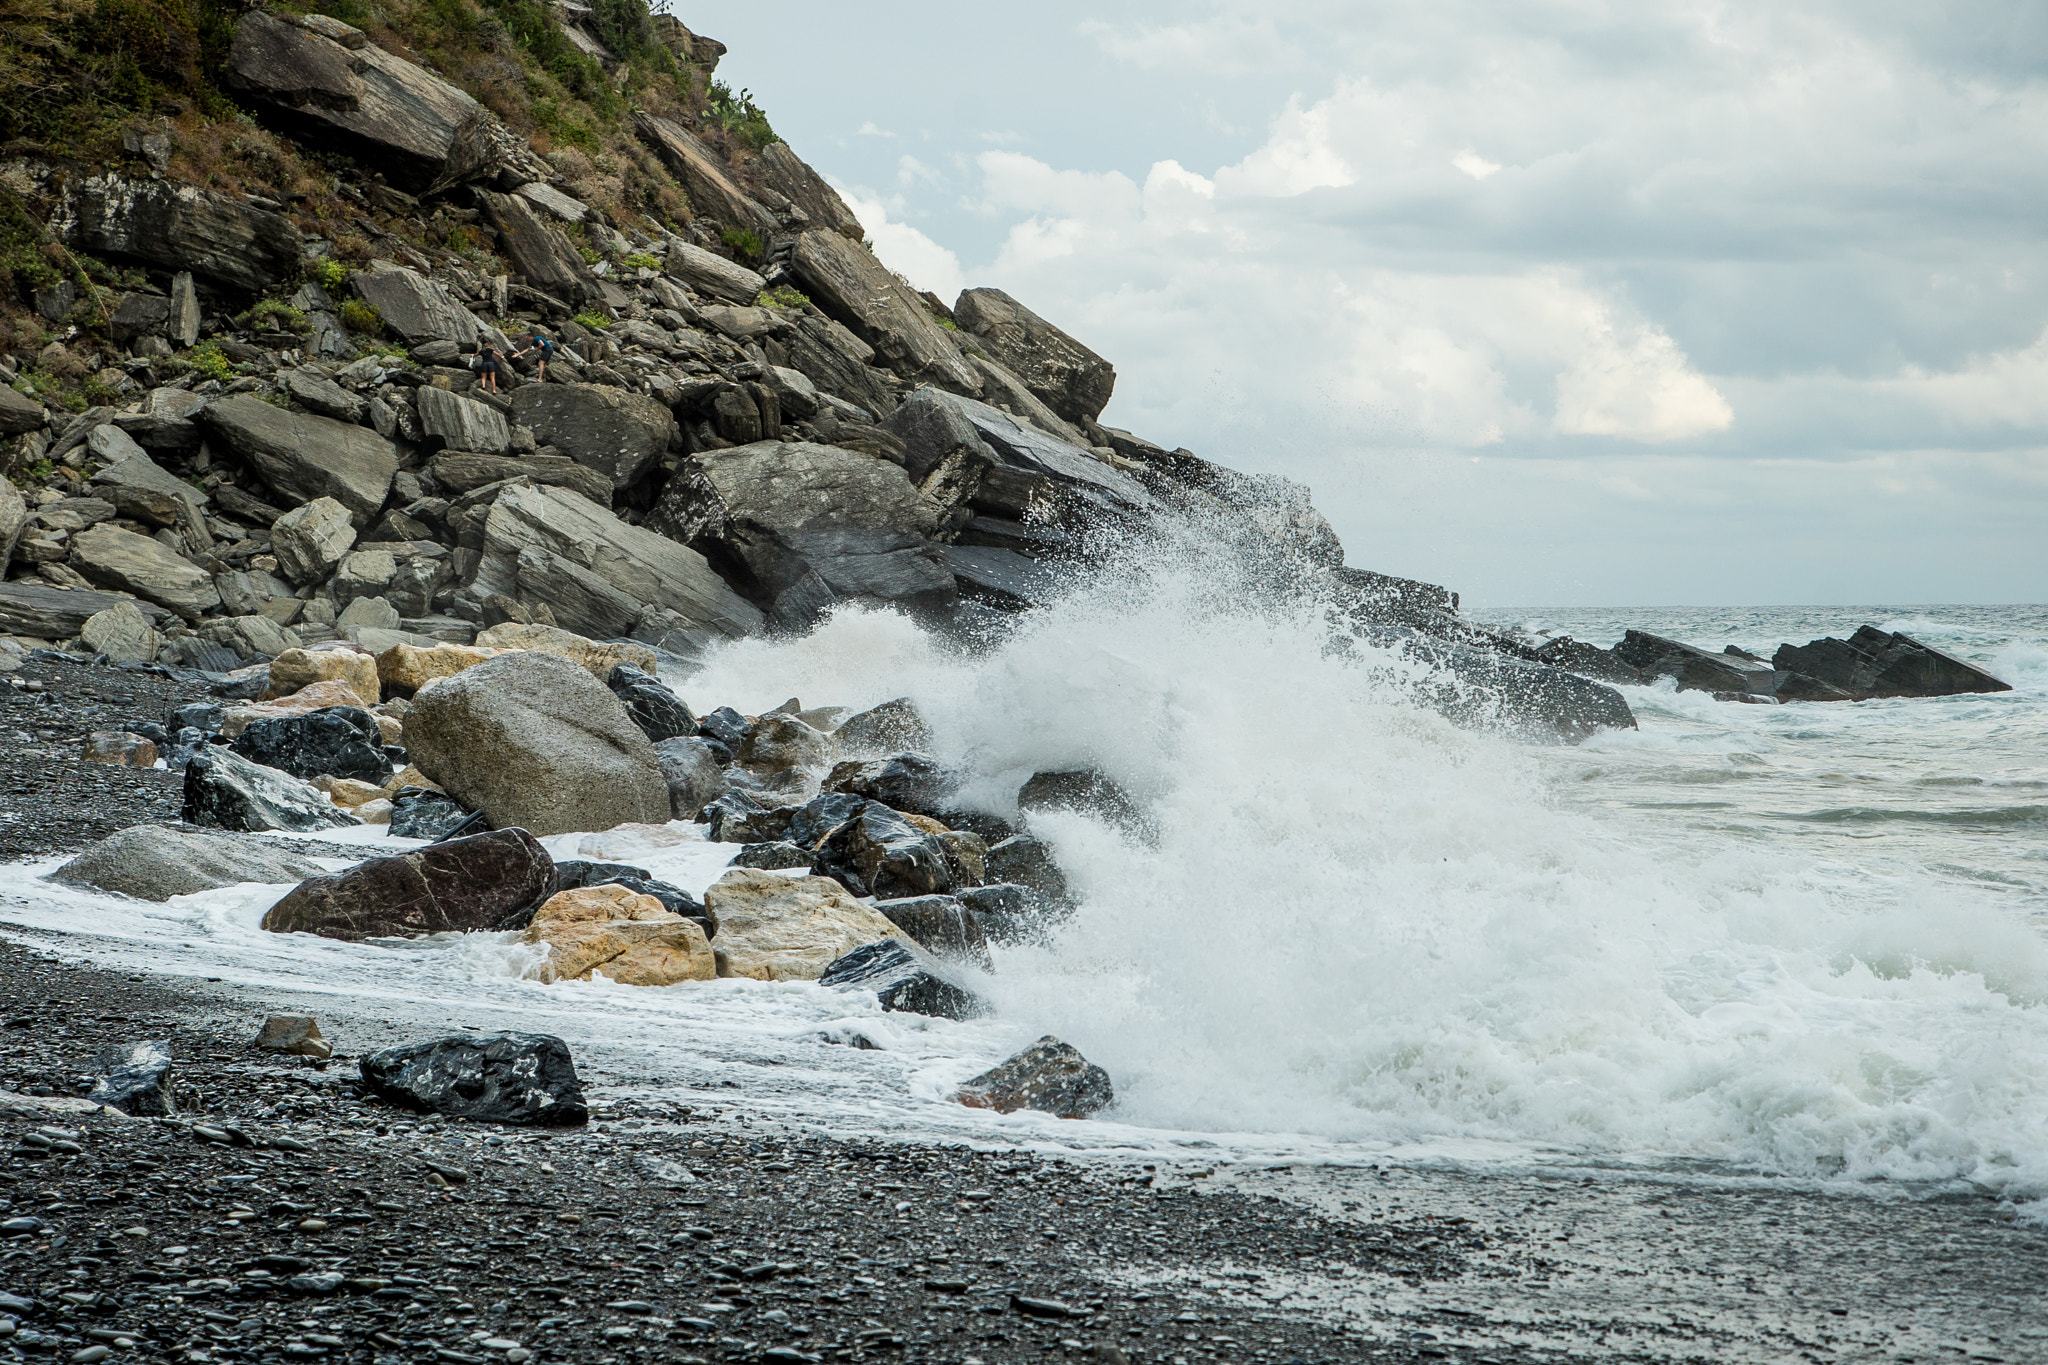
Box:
1451;151;1502;180
833;183;966;301
1077;12;1303;76
854;121;893;138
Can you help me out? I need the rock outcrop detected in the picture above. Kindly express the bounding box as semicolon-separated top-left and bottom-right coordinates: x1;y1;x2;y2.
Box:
261;829;554;941
52;174;299;293
1773;627;2012;700
953;287;1116;427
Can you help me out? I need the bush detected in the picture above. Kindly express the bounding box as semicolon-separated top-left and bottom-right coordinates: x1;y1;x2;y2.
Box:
185;342;233;382
620;252;661;271
720;227;763;263
316;259;352;294
238;298;308;333
572;310;611;331
339;299;383;336
755;285;809;310
705;80;776;152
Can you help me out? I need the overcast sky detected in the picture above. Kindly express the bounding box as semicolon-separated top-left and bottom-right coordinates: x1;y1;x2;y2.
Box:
704;1;2048;607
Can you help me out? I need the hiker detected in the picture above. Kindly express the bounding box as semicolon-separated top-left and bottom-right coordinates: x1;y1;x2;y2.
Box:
514;330;556;383
474;342;505;394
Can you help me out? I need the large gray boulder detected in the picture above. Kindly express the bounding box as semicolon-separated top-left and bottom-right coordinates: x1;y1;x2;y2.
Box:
779;312;897;418
651;441;955;625
758;142;865;239
68;524;220;621
633;115;777;232
415;385;510;454
463;481;762;648
953;287;1116;426
790;230;981;393
87;446;209;542
78;601;161;663
0;475;25;572
507;383;677;489
50;174;299;293
53;825;328;901
404;650;672;837
221;10;360;110
270;496;358;585
0;384;45;435
662;240;765;305
352;268;479;347
477;191;598;304
202;394;399;523
0;582;169;640
183;747;363;833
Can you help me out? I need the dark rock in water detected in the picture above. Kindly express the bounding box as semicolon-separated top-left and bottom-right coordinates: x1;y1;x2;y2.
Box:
653;735;726;820
834;697;931;756
823;754;955;819
360;1032;588;1126
875;893;990;966
606;663;698;742
983;835;1072;906
1773;627;2013;701
697;705;753;753
703;789;791;843
785;791;866;849
1348;621;1637;741
52;824;326;901
388;788;474;841
1019;768;1144;833
812;802;971;899
1614;630;1775;695
956;1035;1113;1118
958;883;1058;943
88;1040;175;1116
261;828;553;941
168;701;225;735
818;939;985;1020
1533;636;1650;686
184;748;362;833
230;706;394;783
731;841;815;869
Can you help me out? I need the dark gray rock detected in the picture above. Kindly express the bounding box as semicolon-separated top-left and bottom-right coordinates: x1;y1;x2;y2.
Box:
52;824;327;901
68;524;220;621
758;142;865;238
183;748;362;833
508;383;678;490
351;267;479;347
168;701;226;734
653;735;726;820
702;789;788;844
426;450;612;505
984;835;1071;906
874;893;990;965
1019;768;1144;832
1773;627;2013;700
52;174;299;293
812;802;971;900
785;791;866;850
477;191;598;304
0;582;168;640
946;545;1065;609
823;754;955;819
632;115;776;232
1614;630;1774;695
958;882;1057;944
415;385;510;454
696;705;752;754
818;938;985;1020
222;10;360;111
360;1032;588;1126
0;383;45;435
834;697;932;756
952;287;1116;425
730;841;814;869
202;394;400;523
388;787;474;841
87;1041;175;1117
261;828;553;941
1351;621;1638;742
1532;636;1651;686
956;1035;1113;1118
790;230;980;391
230;706;394;784
606;663;696;742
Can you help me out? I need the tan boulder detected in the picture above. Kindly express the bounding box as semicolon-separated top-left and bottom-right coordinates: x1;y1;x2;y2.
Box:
703;868;905;981
267;646;380;707
387;763;441;794
377;642;505;695
82;731;157;767
522;885;715;985
318;776;387;808
354;798;394;824
220;679;372;738
474;622;659;679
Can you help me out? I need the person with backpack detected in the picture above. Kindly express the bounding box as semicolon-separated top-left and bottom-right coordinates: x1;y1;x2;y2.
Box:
514;330;556;383
473;342;506;394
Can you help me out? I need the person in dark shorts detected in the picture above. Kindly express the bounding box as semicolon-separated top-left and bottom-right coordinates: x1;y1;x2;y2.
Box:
474;343;505;394
514;330;556;382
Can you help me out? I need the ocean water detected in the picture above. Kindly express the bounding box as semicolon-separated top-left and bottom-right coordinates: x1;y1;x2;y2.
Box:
4;577;2046;1220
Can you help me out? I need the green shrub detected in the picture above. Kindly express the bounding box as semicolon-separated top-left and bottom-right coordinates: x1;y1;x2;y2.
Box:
620;252;661;271
935;315;958;332
755;285;809;310
572;310;611;331
238;298;308;332
185;342;234;382
12;459;57;487
339;299;383;336
316;259;352;294
720;227;763;263
705;80;776;151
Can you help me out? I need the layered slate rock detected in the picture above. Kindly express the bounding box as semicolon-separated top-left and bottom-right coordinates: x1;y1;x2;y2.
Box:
202;395;399;523
426;451;612;505
403;650;671;837
953;287;1116;426
415;385;510;454
1773;627;2013;700
351;267;481;347
702;868;905;981
758;142;865;239
183;748;363;833
230;706;394;784
0;475;25;577
360;1032;588;1126
87;1041;176;1117
956;1036;1113;1119
261;828;553;941
651;440;955;625
659;240;765;305
477;191;598;304
52;825;328;901
0;385;44;436
51;174;299;293
633;115;776;232
507;383;677;490
68;524;220;621
818;938;985;1020
0;583;168;641
77;601;161;664
790;230;982;392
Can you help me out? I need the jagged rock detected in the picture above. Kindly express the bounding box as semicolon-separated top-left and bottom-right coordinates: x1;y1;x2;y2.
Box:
0;385;44;435
1772;627;2014;700
606;662;696;742
953;287;1116;426
885;387;1156;529
477;191;597;304
262;828;553;941
696;705;751;754
281;367;367;423
823;754;954;818
778;311;897;418
1019;768;1144;832
404;649;670;837
963;351;1090;446
702;868;905;981
514;180;588;223
521;885;715;985
351;267;480;346
1532;636;1651;687
389;787;474;840
87;446;207;533
874;893;990;965
270;497;359;586
471;621;659;678
0;584;166;642
661;239;766;305
784;791;865;850
82;731;157;766
758;142;864;238
983;835;1071;905
87;1041;176;1117
223;11;360;110
791;230;980;391
414;386;512;454
113;386;206;450
956;1036;1113;1118
256;1015;332;1059
183;747;362;833
68;524;219;621
270;645;381;706
52;173;298;293
230;706;394;784
331;548;398;606
1613;630;1777;695
739;713;832;776
360;1033;587;1126
0;473;26;572
813;801;974;899
108;291;171;342
202;395;399;523
507;384;676;490
818;939;985;1020
426;451;612;505
945;545;1063;609
78;601;160;664
701;790;785;843
633;115;776;231
957;883;1053;943
651;440;954;625
730;841;813;869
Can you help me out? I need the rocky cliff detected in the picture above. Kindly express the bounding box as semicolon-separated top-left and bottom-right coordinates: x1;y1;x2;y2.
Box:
0;0;1633;741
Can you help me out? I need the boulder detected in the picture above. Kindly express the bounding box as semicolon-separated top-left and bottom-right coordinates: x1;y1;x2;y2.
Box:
780;312;898;418
414;385;510;454
477;191;597;304
956;1036;1114;1119
521;885;716;985
874;894;990;965
403;650;670;837
281;367;367;423
360;1033;588;1126
0;384;44;436
114;385;207;450
52;824;327;902
958;883;1053;943
82;731;157;766
255;1015;332;1059
702;868;906;981
230;706;394;784
823;754;954;819
605;663;696;741
0;475;26;571
471;621;659;678
389;788;475;840
261;828;553;941
651;440;955;625
632;115;776;232
739;713;832;776
87;1041;176;1117
78;601;160;664
222;11;360;110
269;645;381;707
790;230;981;392
425;451;613;506
1772;627;2014;700
812;801;975;900
87;446;208;532
730;840;813;870
701;790;787;844
68;524;219;621
661;239;766;305
514;180;589;223
1612;630;1776;696
758;141;865;239
507;384;676;490
1531;636;1651;687
983;836;1071;906
545;859;705;925
221;678;379;738
183;748;361;833
818;939;985;1020
51;173;298;293
1356;621;1639;743
1019;768;1144;832
271;499;359;588
784;791;867;850
952;287;1116;426
653;737;726;820
351;267;479;346
202;395;399;523
376;641;500;696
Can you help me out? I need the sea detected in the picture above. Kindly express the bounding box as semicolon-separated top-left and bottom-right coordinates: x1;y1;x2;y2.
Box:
4;582;2046;1236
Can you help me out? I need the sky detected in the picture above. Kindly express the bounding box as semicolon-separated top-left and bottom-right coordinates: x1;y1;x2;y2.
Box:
697;1;2048;607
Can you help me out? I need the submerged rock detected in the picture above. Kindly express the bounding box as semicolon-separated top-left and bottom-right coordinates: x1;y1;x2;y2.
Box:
956;1036;1113;1119
818;939;985;1020
88;1041;176;1116
52;824;327;901
183;748;362;833
360;1033;588;1126
260;828;554;941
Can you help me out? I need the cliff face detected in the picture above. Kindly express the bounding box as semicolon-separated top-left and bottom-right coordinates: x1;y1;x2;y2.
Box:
0;0;1635;741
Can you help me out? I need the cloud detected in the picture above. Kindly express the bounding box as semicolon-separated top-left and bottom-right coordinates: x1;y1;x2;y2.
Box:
1077;11;1304;76
833;183;966;301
